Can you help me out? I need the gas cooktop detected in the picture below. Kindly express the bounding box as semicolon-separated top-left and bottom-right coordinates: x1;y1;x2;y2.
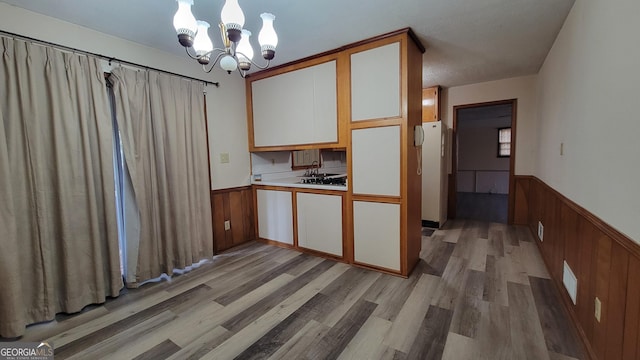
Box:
298;176;347;186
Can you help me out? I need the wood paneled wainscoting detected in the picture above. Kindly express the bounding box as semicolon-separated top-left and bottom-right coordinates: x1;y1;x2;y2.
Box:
211;186;256;253
514;175;640;360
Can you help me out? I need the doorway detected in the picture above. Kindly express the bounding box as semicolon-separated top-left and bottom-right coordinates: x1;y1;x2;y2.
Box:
448;99;517;224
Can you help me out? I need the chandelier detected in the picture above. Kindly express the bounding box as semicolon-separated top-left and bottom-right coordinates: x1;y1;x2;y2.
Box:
172;0;278;77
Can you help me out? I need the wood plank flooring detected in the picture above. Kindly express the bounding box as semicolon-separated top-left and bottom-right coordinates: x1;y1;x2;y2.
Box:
11;220;586;360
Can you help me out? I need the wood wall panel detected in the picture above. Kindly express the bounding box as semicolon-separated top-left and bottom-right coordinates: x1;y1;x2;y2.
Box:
561;202;580;283
605;242;628;360
623;256;640;360
514;176;640;360
592;232;612;360
211;186;256;253
242;189;256;244
576;217;596;343
212;192;229;251
513;176;530;224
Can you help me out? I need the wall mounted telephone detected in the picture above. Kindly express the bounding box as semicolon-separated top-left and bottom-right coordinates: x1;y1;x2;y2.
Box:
414;125;425;147
414;125;424;175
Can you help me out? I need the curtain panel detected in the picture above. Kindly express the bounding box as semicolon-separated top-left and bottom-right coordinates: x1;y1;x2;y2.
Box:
0;37;123;338
109;68;213;286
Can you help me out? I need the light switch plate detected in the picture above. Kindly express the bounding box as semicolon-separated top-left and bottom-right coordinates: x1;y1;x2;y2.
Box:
224;220;230;231
220;153;230;164
595;297;602;322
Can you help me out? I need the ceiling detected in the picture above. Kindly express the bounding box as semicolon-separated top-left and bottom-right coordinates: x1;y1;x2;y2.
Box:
0;0;575;88
458;103;513;129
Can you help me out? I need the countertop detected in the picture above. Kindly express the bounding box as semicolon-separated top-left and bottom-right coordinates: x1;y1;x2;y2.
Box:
251;176;348;192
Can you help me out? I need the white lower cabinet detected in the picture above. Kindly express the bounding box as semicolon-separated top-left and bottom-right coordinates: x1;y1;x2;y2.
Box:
256;189;293;245
353;201;401;271
296;192;343;256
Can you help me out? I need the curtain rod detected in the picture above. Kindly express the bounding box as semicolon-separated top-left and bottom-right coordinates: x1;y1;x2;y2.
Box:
0;29;220;88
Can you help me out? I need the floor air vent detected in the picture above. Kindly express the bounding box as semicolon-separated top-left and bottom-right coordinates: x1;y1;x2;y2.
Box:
563;260;577;305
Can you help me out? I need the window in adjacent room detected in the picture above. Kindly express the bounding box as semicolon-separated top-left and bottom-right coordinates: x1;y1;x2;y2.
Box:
498;127;511;157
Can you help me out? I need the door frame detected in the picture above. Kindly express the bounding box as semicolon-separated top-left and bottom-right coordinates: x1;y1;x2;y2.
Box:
448;99;517;224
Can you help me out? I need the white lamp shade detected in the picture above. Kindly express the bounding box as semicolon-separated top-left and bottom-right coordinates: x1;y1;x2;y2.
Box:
258;13;278;48
221;0;245;29
220;55;238;72
173;0;197;36
236;30;254;62
193;21;213;55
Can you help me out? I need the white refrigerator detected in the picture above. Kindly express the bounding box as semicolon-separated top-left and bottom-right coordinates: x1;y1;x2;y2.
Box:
421;121;447;227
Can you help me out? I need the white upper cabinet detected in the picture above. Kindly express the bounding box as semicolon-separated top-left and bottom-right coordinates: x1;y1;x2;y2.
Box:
351;125;401;196
251;61;337;147
350;42;401;121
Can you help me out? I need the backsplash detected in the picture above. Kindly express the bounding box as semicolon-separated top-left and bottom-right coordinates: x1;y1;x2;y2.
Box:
251;150;346;178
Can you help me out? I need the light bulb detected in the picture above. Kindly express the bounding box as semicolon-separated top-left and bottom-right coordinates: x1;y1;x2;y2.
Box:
258;13;277;60
220;0;244;42
193;21;213;64
220;54;238;73
237;29;254;71
173;0;198;47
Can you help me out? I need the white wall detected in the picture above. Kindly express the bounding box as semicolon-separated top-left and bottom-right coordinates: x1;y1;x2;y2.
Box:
457;126;510;194
206;82;251;190
0;2;251;190
535;0;640;243
457;127;510;171
442;75;538;176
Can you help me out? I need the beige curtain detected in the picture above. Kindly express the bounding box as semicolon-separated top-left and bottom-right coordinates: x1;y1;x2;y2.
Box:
109;67;213;286
0;37;123;338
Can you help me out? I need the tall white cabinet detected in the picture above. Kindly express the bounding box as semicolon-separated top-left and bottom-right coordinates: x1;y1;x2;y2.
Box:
347;31;424;276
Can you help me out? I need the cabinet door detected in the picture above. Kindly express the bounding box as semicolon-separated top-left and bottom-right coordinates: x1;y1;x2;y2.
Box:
353;201;400;271
251;61;337;147
256;189;293;245
422;86;440;122
350;42;400;121
352;125;400;196
296;193;343;256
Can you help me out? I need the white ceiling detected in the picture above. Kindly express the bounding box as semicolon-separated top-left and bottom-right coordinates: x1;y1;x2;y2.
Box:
0;0;575;88
458;104;513;129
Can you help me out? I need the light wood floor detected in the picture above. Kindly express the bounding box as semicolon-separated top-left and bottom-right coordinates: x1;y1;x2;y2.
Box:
15;220;586;360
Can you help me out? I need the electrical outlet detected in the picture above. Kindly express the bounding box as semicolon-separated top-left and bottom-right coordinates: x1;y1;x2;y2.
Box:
224;220;230;231
595;297;602;322
538;221;544;242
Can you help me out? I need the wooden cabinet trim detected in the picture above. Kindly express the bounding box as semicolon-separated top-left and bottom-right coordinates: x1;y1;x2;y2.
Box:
247;28;424;80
